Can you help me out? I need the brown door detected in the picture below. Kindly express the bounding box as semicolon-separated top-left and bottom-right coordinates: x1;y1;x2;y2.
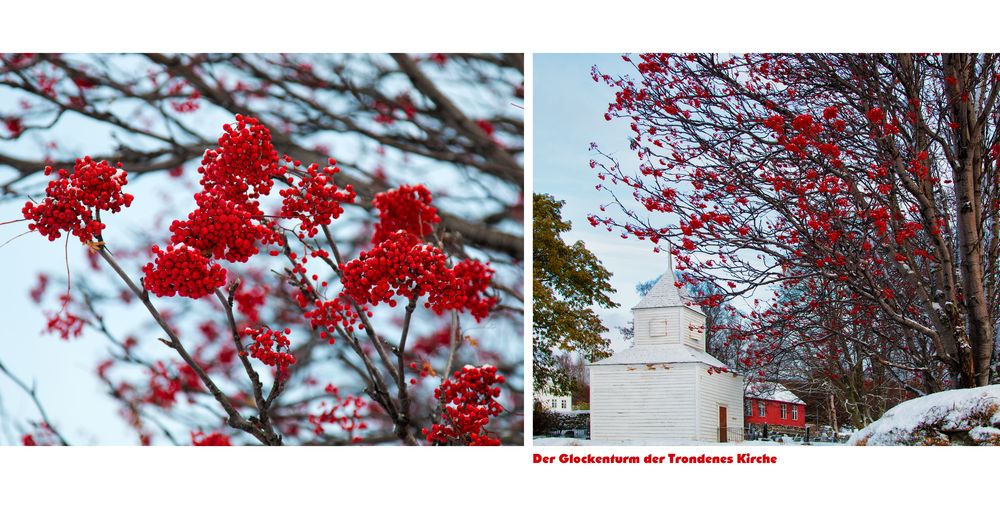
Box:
719;406;728;442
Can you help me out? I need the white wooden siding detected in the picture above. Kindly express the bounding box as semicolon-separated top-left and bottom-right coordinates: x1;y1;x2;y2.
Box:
682;308;706;350
589;364;697;440
633;307;681;347
695;366;744;442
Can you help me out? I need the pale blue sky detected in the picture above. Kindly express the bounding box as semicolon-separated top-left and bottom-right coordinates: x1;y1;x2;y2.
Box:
534;54;675;352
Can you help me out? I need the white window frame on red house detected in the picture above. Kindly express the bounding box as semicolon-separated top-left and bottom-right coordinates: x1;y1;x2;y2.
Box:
758;401;766;417
792;406;799;421
744;400;752;416
780;403;787;419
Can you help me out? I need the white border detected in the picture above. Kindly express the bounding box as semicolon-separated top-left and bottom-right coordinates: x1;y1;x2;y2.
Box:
4;0;1000;526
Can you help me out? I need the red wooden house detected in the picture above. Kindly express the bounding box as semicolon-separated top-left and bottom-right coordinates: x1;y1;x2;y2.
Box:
744;382;806;432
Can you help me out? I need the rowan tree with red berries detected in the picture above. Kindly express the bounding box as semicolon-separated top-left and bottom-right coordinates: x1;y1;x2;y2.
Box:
590;53;999;395
0;53;522;446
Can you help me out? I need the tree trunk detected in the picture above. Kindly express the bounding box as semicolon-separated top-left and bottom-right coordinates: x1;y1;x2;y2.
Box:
944;54;996;387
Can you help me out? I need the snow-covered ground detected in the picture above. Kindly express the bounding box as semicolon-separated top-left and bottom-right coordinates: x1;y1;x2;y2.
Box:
533;436;842;446
848;385;1000;446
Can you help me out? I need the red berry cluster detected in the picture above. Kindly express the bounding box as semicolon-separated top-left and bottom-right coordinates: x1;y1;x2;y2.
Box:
167;79;201;114
423;365;505;446
141;363;202;413
146;115;286;298
307;384;368;442
29;273;49;304
242;326;295;368
279;160;356;237
142;243;228;298
145;361;182;408
408;327;453;360
44;310;85;340
22;157;133;242
371;184;440;243
234;282;268;324
449;259;499;321
191;431;232;446
168;190;277;263
4;117;23;137
20;423;59;446
340;231;445;304
303;298;357;344
197;114;284;201
339;231;497;321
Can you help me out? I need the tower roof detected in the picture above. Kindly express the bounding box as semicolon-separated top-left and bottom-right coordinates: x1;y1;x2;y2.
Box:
632;251;705;314
590;344;726;367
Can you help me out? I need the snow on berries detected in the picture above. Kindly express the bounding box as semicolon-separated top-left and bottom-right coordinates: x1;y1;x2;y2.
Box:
22;157;133;242
423;364;505;446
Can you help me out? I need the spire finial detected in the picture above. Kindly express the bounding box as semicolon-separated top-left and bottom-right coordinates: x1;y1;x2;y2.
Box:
666;240;673;275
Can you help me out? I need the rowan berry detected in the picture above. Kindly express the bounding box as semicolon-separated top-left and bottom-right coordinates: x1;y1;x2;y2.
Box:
191;431;232;446
197;114;284;201
423;365;504;446
279;161;355;237
22;157;133;243
168;189;278;263
371;184;440;243
142;243;228;298
242;326;295;368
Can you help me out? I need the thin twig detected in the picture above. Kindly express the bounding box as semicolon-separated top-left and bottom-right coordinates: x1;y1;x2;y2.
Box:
96;246;271;444
394;297;418;442
214;287;281;445
0;358;70;445
444;310;460;379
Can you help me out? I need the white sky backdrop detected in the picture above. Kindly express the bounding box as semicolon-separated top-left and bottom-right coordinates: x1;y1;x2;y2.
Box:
534;54;672;355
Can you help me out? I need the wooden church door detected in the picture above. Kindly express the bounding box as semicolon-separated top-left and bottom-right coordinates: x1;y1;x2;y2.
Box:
719;406;728;442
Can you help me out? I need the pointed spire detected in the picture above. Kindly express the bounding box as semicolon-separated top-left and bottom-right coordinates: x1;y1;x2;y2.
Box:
666;240;673;276
633;241;705;314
